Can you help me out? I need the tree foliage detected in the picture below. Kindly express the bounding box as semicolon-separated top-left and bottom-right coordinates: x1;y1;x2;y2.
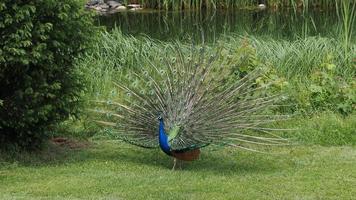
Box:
0;0;95;149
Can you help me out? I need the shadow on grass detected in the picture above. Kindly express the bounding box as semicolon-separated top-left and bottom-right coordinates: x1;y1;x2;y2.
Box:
87;141;285;175
0;139;92;167
0;139;286;175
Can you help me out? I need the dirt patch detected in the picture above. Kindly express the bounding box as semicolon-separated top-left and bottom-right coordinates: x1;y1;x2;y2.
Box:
50;137;91;149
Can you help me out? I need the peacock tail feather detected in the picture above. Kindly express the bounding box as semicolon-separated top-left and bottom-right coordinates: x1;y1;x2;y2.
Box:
92;44;289;153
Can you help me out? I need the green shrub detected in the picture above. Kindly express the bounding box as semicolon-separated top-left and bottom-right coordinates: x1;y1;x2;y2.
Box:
285;58;356;115
0;0;95;149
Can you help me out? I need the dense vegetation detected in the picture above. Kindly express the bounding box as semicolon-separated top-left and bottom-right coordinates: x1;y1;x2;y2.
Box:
0;0;95;149
76;29;355;145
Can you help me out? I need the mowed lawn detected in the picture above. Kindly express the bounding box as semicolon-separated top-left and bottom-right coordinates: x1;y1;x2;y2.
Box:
0;140;355;200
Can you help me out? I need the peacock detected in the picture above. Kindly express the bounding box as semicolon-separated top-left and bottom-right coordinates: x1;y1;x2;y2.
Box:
92;46;288;169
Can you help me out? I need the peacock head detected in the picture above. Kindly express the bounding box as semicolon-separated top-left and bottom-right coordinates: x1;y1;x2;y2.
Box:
157;115;180;139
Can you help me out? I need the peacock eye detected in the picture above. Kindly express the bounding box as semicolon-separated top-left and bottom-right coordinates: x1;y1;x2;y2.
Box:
157;116;162;120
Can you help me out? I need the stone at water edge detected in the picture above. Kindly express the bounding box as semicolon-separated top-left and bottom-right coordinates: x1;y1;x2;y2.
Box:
116;6;127;11
94;6;102;11
258;4;267;9
99;3;110;9
127;4;142;9
86;0;104;6
107;1;122;9
129;7;143;11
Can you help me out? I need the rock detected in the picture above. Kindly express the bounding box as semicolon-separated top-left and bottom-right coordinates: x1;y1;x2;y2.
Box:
94;6;102;11
86;4;99;10
86;0;129;13
129;7;143;11
127;4;141;9
258;4;267;9
116;5;127;11
86;0;104;6
107;1;121;8
100;3;110;9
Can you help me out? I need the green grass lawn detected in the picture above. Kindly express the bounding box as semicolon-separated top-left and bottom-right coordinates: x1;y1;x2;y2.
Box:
1;140;355;200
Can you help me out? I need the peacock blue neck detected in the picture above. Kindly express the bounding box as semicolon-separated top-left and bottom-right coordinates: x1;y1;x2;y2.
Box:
159;118;172;155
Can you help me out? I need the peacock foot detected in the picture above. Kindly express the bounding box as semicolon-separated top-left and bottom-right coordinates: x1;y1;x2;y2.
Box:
172;158;177;170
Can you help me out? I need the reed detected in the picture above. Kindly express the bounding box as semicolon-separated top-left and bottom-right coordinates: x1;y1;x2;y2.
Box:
131;0;345;11
98;10;342;43
336;0;356;56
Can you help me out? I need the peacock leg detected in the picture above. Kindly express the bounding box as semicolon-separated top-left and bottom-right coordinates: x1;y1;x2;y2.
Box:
172;158;177;170
178;160;183;170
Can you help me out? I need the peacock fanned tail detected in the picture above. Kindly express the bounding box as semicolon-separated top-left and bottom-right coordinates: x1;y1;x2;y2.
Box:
92;45;289;152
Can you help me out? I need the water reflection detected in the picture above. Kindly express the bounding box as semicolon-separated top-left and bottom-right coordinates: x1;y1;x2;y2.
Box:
97;10;343;42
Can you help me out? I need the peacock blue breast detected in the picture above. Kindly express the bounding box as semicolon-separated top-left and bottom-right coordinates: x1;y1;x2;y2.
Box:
158;119;201;161
158;119;172;155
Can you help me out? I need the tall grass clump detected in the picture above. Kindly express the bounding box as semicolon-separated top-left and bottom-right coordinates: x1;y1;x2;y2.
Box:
278;112;356;145
246;36;355;79
336;0;356;56
79;30;164;101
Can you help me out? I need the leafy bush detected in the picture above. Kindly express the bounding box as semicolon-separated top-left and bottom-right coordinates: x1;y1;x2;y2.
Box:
228;37;355;115
286;58;356;115
0;0;95;149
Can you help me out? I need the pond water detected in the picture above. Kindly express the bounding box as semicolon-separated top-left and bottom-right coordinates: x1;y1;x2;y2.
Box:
97;9;343;42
